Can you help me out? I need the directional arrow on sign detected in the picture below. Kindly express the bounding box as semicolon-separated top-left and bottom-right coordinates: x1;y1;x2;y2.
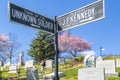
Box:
57;0;105;31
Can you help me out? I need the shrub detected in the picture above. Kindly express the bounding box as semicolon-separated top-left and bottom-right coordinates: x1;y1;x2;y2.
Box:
77;56;84;62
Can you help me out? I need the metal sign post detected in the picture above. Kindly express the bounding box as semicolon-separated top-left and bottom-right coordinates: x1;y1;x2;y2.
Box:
54;16;59;80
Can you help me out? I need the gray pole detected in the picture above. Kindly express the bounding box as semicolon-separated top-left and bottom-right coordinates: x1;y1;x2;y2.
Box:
54;16;59;80
100;46;102;57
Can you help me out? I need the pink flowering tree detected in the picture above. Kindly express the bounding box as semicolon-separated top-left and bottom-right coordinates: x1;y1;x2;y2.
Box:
0;34;10;52
0;33;20;65
0;34;10;64
58;32;91;59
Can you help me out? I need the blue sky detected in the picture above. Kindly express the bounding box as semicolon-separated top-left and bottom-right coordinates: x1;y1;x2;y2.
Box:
0;0;120;62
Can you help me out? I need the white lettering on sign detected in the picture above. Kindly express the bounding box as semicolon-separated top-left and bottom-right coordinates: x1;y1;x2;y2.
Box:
61;8;95;27
12;9;37;24
57;0;105;31
11;8;53;31
38;18;53;30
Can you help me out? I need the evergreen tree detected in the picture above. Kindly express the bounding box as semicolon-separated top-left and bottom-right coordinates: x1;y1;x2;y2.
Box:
28;31;54;63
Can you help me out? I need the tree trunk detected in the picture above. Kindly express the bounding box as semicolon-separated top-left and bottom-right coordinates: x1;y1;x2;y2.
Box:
69;50;77;60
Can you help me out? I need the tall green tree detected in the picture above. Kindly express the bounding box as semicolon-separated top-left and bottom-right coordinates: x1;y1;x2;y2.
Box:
28;31;54;63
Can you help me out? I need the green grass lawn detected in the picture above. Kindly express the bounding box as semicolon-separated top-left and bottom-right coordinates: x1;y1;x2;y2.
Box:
16;67;120;80
1;66;26;79
1;66;120;80
60;67;120;80
106;77;120;80
60;65;118;80
107;67;120;80
104;56;120;60
1;56;120;80
60;66;83;80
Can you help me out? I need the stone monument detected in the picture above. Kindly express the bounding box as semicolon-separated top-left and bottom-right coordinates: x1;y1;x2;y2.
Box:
96;56;103;62
78;68;105;80
26;68;38;80
96;60;118;76
18;52;24;66
116;59;120;67
60;58;65;64
9;65;18;73
45;59;54;68
84;52;95;67
25;60;35;69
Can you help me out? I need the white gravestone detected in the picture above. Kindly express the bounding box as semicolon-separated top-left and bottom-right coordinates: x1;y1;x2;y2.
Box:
25;60;35;69
4;62;10;66
9;65;18;73
84;52;95;67
116;59;120;67
60;58;65;64
96;56;103;62
4;62;10;69
45;60;54;68
26;68;38;80
96;60;116;74
78;68;105;80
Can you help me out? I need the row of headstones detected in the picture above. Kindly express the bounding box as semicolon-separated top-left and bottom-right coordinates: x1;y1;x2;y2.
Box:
78;56;120;80
7;58;120;72
1;59;54;80
8;59;54;73
0;52;24;70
